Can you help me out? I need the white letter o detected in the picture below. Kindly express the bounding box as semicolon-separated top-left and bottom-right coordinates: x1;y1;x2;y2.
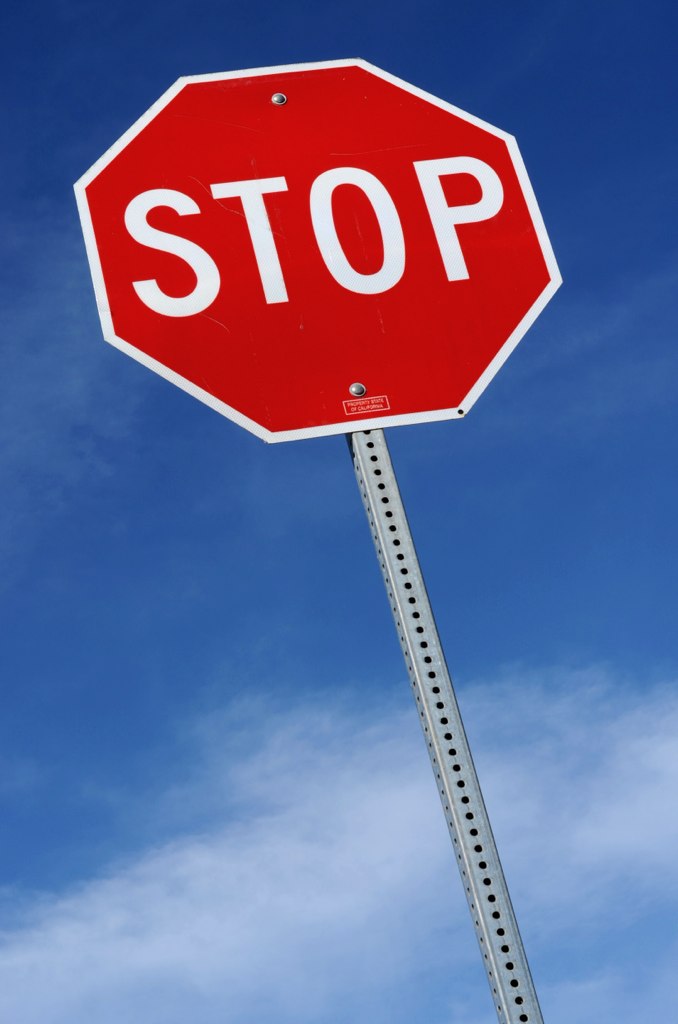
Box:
310;168;405;294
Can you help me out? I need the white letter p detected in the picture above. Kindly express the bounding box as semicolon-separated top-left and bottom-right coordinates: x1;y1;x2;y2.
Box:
414;157;504;281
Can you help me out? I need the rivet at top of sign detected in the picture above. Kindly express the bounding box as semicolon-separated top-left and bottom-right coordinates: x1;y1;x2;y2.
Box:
271;93;287;105
349;383;367;397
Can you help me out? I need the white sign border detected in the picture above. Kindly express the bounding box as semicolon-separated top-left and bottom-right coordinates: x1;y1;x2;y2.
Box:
74;58;562;443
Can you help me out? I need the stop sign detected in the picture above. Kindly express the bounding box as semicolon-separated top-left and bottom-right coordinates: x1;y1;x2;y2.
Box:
75;59;560;442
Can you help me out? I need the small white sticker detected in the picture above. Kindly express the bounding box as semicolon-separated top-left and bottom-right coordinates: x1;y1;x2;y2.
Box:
342;394;391;416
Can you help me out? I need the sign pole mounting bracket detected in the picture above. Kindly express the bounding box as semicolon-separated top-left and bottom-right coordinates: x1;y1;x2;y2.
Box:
348;428;543;1024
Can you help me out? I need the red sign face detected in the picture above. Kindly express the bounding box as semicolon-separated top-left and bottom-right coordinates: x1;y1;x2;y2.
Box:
75;59;560;442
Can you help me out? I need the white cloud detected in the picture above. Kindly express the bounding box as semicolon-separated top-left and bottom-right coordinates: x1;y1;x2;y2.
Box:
0;698;470;1024
1;667;677;1024
460;667;678;911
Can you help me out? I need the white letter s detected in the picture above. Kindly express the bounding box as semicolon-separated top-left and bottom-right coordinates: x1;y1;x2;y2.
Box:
124;189;220;317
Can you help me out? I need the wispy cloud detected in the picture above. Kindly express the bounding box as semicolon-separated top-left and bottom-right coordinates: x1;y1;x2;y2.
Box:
459;665;678;909
432;260;678;452
0;696;466;1024
0;209;147;577
1;666;677;1024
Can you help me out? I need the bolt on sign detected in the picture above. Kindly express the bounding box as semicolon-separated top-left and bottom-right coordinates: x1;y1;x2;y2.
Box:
76;61;560;1024
75;59;560;442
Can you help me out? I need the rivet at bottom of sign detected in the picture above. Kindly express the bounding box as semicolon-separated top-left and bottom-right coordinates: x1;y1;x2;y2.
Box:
458;409;465;416
349;382;367;397
271;93;287;105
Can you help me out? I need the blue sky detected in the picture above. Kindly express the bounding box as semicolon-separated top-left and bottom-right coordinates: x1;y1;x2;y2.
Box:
2;1;677;1022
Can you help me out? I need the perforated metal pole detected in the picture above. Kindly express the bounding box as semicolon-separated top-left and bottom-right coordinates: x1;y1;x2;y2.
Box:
349;428;543;1024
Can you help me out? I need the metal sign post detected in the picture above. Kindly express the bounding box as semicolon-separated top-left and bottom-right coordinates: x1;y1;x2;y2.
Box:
349;428;542;1024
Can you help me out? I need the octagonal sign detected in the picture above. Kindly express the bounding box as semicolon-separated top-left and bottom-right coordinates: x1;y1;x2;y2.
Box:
75;59;560;442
